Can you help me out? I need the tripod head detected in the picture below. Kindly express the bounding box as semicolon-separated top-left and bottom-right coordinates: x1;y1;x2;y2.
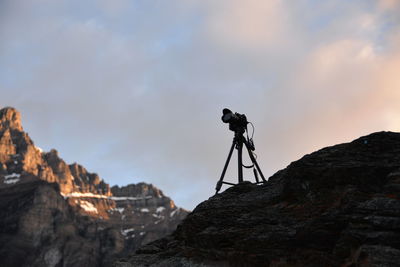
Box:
222;108;254;150
221;108;248;135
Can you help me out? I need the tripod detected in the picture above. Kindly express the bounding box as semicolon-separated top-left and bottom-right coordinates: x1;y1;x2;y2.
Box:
215;129;267;194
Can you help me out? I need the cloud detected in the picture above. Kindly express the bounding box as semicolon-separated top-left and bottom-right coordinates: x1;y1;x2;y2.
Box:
378;0;400;10
200;0;289;50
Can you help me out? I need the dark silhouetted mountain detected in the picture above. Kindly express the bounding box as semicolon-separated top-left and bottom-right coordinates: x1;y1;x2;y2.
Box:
116;131;400;267
0;107;188;267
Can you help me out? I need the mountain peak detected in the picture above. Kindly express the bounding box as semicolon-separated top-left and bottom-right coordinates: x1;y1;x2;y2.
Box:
0;107;189;266
0;107;23;131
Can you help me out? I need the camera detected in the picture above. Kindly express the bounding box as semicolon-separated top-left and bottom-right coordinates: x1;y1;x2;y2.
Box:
221;108;248;134
215;108;266;193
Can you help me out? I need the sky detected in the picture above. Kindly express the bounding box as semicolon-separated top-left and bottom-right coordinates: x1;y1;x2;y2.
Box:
1;0;399;210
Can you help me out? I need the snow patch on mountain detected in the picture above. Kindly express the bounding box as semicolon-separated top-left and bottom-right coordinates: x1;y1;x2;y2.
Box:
76;200;98;214
4;173;21;184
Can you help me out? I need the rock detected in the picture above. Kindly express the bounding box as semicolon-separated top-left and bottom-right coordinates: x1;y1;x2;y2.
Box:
0;180;104;267
0;129;16;160
0;107;22;131
116;132;400;267
112;183;164;198
109;184;188;252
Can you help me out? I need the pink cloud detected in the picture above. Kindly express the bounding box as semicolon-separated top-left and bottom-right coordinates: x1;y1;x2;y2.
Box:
200;0;291;50
378;0;400;10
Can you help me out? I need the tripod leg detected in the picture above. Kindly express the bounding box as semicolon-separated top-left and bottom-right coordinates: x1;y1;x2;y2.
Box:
215;140;236;193
253;168;260;183
244;141;267;182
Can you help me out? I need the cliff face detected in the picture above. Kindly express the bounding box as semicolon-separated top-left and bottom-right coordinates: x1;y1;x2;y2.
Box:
0;180;114;267
117;132;400;267
0;107;188;267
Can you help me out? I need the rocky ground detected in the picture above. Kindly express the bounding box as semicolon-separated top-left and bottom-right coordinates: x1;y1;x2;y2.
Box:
0;107;188;267
116;131;400;267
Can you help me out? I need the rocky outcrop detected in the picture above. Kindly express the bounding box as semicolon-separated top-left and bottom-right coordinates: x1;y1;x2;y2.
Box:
0;107;189;267
0;107;22;131
0;107;113;195
116;131;400;267
108;184;187;253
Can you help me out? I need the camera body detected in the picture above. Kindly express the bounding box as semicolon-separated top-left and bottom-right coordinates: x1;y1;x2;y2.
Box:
221;108;248;134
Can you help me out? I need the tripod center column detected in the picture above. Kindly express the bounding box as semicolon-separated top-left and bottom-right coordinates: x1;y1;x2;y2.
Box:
237;136;244;183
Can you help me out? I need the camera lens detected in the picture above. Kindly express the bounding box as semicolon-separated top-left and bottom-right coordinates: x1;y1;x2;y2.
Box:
222;108;233;123
222;113;233;123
